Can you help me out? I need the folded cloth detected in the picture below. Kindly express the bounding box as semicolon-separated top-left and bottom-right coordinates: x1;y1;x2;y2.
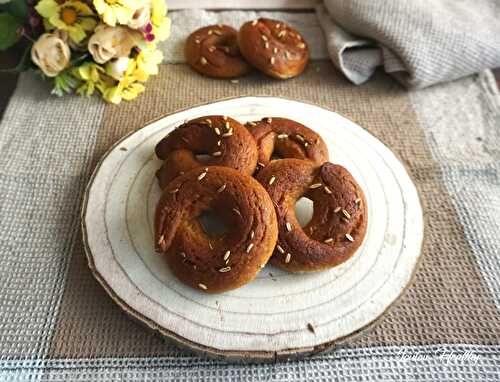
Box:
317;0;500;88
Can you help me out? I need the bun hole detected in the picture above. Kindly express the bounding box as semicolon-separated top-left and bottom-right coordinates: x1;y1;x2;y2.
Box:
295;197;314;227
195;154;212;164
198;209;230;237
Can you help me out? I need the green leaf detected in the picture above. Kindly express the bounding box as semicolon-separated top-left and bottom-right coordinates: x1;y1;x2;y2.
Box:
3;0;29;20
70;53;90;67
51;71;80;97
0;12;22;51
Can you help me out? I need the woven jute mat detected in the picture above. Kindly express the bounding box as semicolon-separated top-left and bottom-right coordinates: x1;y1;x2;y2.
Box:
47;62;500;358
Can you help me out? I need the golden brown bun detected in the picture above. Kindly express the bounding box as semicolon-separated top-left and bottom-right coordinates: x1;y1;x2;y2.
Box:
238;18;309;79
185;25;251;78
155;116;258;189
155;166;278;293
256;159;367;272
246;117;329;167
244;120;276;172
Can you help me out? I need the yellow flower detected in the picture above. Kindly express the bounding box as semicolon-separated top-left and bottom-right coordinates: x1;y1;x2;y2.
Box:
35;0;97;43
72;62;105;96
135;47;163;82
101;78;145;103
100;58;145;103
93;0;141;27
150;0;171;42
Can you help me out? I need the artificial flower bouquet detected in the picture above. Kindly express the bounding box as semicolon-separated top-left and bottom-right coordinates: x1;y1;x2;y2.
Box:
0;0;170;103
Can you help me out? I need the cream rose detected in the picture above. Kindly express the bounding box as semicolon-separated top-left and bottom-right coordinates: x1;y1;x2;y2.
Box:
31;32;71;77
88;25;140;64
127;3;151;30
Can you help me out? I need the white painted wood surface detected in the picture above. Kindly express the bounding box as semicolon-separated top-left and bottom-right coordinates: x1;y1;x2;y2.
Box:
167;0;319;10
82;97;424;359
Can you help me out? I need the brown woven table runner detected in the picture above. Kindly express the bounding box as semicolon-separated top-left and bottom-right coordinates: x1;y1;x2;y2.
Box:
48;63;500;358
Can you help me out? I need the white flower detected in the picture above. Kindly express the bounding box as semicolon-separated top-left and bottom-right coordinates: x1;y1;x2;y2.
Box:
127;1;151;29
31;32;71;77
88;24;140;64
106;57;130;79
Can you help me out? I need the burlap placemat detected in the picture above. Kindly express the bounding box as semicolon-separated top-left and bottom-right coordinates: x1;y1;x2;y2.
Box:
1;62;499;380
48;63;500;356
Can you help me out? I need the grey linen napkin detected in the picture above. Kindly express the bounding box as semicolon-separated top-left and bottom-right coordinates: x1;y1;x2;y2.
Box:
317;0;500;88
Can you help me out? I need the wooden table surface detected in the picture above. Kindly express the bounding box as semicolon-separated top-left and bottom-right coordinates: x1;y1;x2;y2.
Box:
0;62;498;120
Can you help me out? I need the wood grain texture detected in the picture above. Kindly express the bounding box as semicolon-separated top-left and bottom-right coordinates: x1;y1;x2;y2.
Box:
167;0;319;10
82;97;424;360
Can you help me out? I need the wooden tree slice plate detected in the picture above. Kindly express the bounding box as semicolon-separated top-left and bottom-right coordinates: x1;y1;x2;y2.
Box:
82;97;424;361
